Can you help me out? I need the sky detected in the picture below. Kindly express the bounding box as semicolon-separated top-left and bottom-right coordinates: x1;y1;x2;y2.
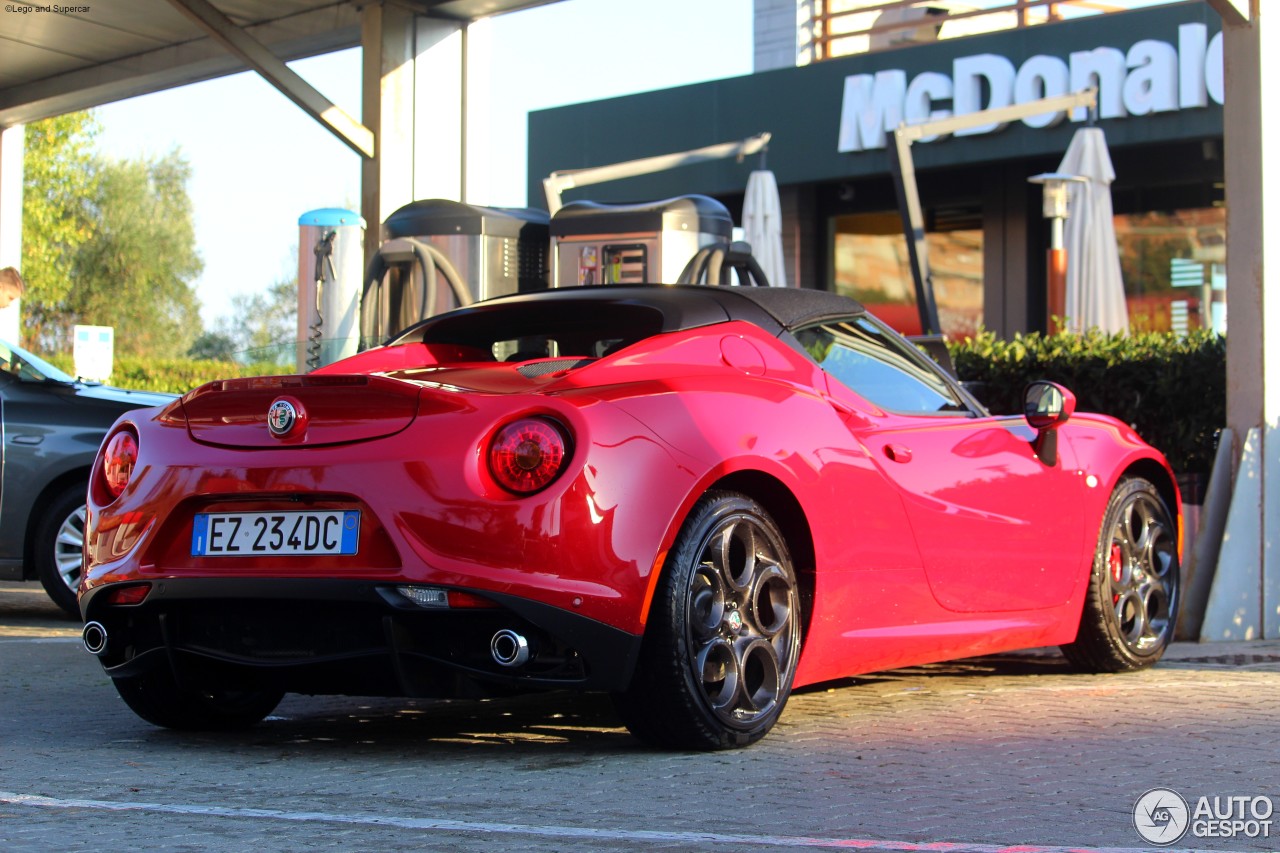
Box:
92;0;754;328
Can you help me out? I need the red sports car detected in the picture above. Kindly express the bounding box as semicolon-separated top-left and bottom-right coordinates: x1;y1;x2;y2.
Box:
80;285;1180;749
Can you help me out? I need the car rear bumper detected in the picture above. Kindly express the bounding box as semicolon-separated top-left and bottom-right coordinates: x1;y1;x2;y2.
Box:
81;578;642;697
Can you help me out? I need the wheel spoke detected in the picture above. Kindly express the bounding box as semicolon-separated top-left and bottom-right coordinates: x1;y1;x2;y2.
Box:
737;639;781;715
750;564;794;638
1131;505;1158;567
690;566;726;639
1138;577;1171;644
695;639;741;713
55;554;81;586
711;519;756;592
1120;591;1143;638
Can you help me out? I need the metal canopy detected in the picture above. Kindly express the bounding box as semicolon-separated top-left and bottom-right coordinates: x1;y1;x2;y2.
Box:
0;0;558;128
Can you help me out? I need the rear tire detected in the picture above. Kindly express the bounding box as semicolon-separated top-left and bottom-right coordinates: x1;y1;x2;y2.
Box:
1061;477;1179;672
34;483;87;620
112;668;284;731
614;491;801;749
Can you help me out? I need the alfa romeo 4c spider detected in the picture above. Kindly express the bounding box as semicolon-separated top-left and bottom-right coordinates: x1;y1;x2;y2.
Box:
81;285;1181;749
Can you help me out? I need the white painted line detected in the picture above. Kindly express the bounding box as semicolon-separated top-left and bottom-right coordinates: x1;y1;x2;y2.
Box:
0;637;82;644
0;791;1253;853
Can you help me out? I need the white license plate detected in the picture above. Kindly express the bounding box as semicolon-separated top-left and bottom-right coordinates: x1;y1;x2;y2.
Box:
192;510;360;557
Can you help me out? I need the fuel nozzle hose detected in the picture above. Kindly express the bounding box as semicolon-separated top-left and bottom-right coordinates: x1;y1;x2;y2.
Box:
359;239;473;347
307;229;338;371
677;240;771;287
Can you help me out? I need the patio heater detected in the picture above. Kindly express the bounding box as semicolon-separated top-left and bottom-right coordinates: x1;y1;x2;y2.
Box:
1028;172;1086;333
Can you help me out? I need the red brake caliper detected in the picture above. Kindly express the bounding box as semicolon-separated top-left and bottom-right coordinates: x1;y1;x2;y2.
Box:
1110;543;1124;603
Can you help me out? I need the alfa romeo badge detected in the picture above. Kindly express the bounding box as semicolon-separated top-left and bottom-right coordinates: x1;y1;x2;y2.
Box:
267;398;299;437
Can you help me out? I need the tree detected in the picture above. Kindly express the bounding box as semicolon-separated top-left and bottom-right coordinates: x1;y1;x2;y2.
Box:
186;331;239;361
230;275;298;355
195;271;298;364
21;113;204;357
20;112;101;347
66;153;204;357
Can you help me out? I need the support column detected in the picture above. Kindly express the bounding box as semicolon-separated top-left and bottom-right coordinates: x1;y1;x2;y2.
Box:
413;17;464;203
1203;0;1279;639
361;5;465;267
0;125;23;344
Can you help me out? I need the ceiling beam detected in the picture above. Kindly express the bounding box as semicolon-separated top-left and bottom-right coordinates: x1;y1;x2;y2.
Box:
0;7;359;128
163;0;374;158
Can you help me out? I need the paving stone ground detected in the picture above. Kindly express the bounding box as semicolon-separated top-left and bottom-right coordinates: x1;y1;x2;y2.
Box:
3;580;1279;852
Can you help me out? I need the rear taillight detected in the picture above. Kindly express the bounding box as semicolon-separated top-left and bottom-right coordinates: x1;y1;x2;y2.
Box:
488;417;569;495
102;429;138;499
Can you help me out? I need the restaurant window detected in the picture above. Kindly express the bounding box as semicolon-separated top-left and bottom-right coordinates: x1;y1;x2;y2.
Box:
830;209;983;338
1114;207;1226;334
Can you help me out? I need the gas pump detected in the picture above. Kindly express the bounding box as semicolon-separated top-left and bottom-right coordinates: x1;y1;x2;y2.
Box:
355;137;775;343
360;200;549;344
297;208;365;372
549;195;733;288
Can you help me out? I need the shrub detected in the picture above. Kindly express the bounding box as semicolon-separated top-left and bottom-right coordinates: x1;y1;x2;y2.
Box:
948;329;1225;480
44;354;294;395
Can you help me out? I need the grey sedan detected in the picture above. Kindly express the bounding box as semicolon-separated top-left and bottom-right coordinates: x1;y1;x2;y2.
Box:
0;339;174;617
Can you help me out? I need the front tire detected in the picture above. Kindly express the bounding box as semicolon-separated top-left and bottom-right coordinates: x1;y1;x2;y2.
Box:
112;669;285;731
34;483;88;620
615;491;801;749
1061;477;1179;672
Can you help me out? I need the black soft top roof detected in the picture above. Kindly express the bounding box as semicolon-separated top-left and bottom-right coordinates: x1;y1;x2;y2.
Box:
393;285;865;347
718;285;867;331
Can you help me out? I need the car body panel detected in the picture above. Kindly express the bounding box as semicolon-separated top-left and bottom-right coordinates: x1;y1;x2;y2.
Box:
852;413;1087;613
81;285;1179;707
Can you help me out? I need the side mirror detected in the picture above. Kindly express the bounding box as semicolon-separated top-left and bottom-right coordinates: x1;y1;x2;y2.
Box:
1023;381;1075;465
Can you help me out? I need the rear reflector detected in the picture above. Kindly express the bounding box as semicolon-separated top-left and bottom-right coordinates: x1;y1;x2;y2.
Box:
104;583;151;606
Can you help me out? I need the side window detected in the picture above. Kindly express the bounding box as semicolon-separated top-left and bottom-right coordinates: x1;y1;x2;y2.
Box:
794;316;966;415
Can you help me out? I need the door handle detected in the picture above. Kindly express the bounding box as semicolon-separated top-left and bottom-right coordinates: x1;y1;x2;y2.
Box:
884;444;913;463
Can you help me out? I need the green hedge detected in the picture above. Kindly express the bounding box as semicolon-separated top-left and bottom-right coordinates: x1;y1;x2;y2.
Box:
45;354;293;395
947;329;1225;481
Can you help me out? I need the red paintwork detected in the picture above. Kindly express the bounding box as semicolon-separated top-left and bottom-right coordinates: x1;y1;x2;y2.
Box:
83;298;1179;691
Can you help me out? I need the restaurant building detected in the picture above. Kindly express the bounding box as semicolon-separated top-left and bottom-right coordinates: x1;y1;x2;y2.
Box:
527;1;1225;339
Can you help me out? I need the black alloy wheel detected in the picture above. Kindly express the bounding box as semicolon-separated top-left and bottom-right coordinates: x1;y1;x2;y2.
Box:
1061;477;1180;672
112;667;285;731
615;491;801;749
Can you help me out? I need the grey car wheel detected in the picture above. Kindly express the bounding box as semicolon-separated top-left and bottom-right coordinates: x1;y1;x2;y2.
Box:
35;483;87;619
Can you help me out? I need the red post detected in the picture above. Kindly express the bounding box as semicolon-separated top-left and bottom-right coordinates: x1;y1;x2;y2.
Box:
1047;246;1067;333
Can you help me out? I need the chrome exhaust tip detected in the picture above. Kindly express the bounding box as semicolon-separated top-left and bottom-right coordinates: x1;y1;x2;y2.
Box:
82;621;108;655
490;629;531;668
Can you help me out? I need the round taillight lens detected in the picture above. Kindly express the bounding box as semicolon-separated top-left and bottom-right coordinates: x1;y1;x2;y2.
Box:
488;418;569;495
102;430;138;499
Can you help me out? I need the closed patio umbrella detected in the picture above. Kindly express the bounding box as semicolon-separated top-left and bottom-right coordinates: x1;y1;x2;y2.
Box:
1057;127;1129;334
742;170;788;287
